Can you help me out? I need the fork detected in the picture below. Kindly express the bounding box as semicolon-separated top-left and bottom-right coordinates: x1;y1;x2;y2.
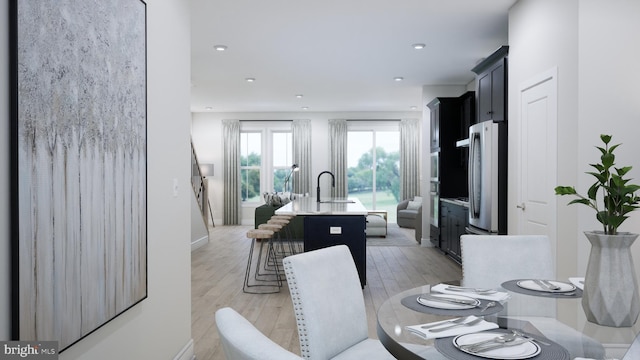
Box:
469;338;532;353
511;330;551;346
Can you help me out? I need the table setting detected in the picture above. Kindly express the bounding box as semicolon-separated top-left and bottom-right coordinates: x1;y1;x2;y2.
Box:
501;279;582;298
401;283;571;359
433;327;570;360
400;283;508;316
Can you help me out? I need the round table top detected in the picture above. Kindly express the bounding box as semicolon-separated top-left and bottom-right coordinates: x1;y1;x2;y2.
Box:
376;284;640;360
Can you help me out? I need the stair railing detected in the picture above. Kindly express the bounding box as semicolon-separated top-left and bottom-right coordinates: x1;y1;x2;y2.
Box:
191;141;214;228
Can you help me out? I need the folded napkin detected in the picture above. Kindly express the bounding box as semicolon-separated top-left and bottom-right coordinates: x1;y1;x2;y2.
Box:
405;316;499;339
569;277;585;290
431;284;510;302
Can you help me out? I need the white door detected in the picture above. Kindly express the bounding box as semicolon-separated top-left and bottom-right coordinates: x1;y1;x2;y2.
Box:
518;68;558;242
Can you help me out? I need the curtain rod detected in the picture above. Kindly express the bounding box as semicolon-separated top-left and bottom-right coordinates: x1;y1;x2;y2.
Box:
238;120;293;122
347;119;401;122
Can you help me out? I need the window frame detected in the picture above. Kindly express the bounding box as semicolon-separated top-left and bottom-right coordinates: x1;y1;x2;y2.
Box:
240;121;292;205
347;121;400;219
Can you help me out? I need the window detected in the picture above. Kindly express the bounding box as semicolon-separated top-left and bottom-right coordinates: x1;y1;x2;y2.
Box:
272;132;293;193
347;123;400;223
240;122;292;204
240;132;261;202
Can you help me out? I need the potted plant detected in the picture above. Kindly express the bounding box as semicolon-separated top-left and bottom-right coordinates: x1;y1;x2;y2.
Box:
556;134;640;327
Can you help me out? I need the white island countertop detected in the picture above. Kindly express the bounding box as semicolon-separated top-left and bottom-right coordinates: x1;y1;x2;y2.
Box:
275;197;368;216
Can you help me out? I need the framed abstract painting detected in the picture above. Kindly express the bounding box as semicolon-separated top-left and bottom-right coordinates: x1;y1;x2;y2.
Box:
10;0;147;351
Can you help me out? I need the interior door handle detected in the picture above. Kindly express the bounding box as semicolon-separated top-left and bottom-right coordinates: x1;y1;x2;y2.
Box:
517;203;526;210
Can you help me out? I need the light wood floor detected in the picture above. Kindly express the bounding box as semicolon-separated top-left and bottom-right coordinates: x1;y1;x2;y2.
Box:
191;225;462;360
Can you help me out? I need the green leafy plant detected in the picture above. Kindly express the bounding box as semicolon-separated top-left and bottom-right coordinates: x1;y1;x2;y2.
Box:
555;134;640;235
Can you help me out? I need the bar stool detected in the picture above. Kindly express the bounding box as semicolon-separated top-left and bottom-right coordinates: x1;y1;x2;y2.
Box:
257;223;285;277
272;215;302;253
243;228;281;293
267;217;295;257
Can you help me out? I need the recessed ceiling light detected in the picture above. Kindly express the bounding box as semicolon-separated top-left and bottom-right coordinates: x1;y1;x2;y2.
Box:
394;77;404;82
410;106;417;110
295;94;303;98
301;106;309;110
245;77;255;82
412;43;426;50
205;106;213;110
214;45;227;51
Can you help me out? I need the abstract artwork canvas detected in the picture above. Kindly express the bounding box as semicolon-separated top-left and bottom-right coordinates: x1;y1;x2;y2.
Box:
10;0;147;351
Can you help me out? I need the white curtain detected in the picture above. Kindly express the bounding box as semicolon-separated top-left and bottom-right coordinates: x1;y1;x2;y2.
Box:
329;119;348;198
292;119;311;196
223;119;240;224
400;118;421;200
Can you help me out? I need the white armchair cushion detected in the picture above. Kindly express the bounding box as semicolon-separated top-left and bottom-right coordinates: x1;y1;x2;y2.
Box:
215;307;302;360
330;339;396;360
406;200;422;210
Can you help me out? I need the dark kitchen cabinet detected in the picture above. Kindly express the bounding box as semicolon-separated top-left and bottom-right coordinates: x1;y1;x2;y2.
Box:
472;46;508;123
428;97;468;247
440;200;468;264
460;91;475;138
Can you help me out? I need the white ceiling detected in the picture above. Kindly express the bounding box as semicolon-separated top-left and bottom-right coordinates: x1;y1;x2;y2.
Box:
190;0;516;113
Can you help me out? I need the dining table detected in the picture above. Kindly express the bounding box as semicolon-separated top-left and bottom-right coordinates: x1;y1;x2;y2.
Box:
377;283;640;360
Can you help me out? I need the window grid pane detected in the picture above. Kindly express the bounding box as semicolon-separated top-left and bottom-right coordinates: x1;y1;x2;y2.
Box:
241;132;261;202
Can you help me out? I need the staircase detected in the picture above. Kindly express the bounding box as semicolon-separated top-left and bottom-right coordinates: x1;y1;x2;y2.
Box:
191;141;213;249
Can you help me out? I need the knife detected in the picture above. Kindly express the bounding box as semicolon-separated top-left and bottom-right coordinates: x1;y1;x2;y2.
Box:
419;294;478;306
445;286;497;294
468;338;532;353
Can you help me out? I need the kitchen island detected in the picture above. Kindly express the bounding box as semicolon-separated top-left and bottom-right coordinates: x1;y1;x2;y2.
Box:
276;197;368;287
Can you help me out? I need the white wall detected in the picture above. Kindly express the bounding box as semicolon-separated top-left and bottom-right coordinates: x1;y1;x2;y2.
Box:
508;0;580;279
508;0;640;280
1;1;193;358
576;0;640;272
191;111;421;225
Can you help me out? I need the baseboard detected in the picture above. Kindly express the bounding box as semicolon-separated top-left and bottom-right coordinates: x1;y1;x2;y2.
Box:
191;235;209;251
173;338;195;360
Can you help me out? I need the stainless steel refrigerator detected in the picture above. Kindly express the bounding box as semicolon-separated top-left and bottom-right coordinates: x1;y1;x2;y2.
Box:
467;120;507;234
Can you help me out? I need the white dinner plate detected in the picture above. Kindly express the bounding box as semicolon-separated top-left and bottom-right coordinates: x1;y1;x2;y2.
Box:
453;331;541;359
417;293;480;309
517;279;576;293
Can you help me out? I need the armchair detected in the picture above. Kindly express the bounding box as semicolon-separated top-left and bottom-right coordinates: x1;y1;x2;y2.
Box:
396;197;422;229
283;245;395;359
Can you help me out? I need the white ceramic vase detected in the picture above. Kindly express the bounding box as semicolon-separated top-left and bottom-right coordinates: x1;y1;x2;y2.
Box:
582;231;640;327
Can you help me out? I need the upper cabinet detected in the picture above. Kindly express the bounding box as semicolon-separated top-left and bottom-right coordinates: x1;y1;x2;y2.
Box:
472;46;509;123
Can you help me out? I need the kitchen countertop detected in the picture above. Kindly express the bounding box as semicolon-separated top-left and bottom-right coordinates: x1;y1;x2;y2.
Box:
441;197;470;208
275;197;368;215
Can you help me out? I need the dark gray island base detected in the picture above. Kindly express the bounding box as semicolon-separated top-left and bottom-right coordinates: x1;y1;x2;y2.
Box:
275;197;368;287
303;215;366;287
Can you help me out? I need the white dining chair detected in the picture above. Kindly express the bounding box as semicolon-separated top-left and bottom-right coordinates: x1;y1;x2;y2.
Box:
215;307;302;360
283;245;395;359
460;234;605;359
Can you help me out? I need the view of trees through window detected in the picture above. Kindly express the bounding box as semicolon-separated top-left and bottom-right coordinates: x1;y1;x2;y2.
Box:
272;132;293;193
240;125;401;218
240;132;261;202
348;130;400;223
241;130;292;203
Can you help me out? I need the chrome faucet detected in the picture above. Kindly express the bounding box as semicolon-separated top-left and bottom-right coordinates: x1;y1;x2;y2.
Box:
316;171;335;202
